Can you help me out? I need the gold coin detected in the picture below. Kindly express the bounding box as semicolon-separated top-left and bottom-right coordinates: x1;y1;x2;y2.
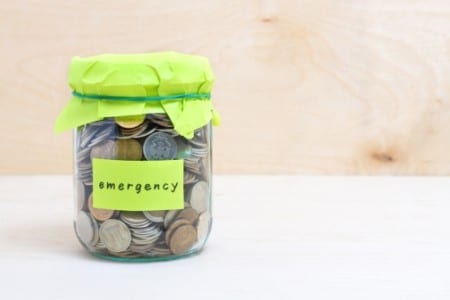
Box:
115;139;142;160
115;115;146;129
176;207;199;224
88;193;114;222
169;224;197;255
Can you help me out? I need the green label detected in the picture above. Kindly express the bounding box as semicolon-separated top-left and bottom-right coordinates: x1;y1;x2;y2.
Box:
92;158;184;211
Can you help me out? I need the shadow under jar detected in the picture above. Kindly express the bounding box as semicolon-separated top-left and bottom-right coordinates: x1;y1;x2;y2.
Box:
55;52;218;261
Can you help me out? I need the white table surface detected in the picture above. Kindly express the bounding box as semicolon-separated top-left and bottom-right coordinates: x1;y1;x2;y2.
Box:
1;176;450;299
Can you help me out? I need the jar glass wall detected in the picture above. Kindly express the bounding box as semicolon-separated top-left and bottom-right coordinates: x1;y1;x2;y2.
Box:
73;114;212;261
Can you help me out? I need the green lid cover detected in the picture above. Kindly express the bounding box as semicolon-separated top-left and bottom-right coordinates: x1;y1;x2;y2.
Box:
55;52;219;139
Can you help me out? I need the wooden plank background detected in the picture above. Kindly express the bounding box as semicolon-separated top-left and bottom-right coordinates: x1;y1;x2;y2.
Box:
1;0;450;175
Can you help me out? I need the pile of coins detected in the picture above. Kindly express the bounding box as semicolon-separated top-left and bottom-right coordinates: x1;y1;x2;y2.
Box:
74;114;211;258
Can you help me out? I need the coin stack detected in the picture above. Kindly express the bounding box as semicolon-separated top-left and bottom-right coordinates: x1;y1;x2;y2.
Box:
74;114;212;259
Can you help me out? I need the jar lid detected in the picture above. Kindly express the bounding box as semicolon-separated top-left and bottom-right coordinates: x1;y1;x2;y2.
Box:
55;52;219;139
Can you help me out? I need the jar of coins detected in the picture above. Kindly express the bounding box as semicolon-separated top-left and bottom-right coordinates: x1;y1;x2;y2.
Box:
55;52;219;261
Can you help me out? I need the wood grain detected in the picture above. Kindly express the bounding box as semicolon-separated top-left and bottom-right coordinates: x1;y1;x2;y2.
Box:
1;0;450;174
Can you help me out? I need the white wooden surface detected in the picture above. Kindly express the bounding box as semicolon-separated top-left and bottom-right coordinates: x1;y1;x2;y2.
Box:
1;1;450;175
1;176;450;299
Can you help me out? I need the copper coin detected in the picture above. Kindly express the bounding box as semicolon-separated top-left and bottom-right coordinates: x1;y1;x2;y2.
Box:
88;193;114;221
115;139;142;160
165;219;191;245
176;207;199;224
169;224;197;255
115;115;146;129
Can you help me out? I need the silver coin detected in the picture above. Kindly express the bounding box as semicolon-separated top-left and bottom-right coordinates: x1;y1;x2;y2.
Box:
143;132;177;160
189;127;208;147
109;250;141;258
143;210;166;223
191;147;208;158
90;140;116;160
99;219;132;253
150;245;172;256
77;147;91;163
157;128;178;136
88;126;117;148
184;156;202;175
184;171;198;185
131;225;161;245
189;181;209;213
196;211;211;242
76;211;98;246
95;239;107;250
120;212;151;228
130;126;157;139
147;114;173;127
76;181;86;210
79;125;102;148
129;244;154;254
164;210;181;228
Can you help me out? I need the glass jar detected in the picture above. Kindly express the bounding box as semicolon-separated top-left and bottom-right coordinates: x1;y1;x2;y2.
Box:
55;52;219;261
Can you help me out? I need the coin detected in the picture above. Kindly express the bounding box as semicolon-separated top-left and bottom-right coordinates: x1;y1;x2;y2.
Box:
115;139;142;160
99;219;132;253
147;114;173;127
169;224;197;255
120;212;151;228
184;156;202;175
176;207;199;224
76;181;86;210
196;211;211;242
189;127;208;147
88;193;114;221
90;140;116;160
76;211;99;246
164;210;180;228
184;171;198;185
143;132;177;160
95;239;107;250
143;210;166;223
115;115;146;129
130;224;162;246
74;114;213;258
165;218;192;245
79;125;102;148
150;244;172;256
189;181;209;213
129;125;157;139
88;125;117;147
119;119;150;137
191;146;208;158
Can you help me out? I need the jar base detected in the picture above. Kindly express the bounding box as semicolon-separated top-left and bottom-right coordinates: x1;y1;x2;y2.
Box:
87;247;204;262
